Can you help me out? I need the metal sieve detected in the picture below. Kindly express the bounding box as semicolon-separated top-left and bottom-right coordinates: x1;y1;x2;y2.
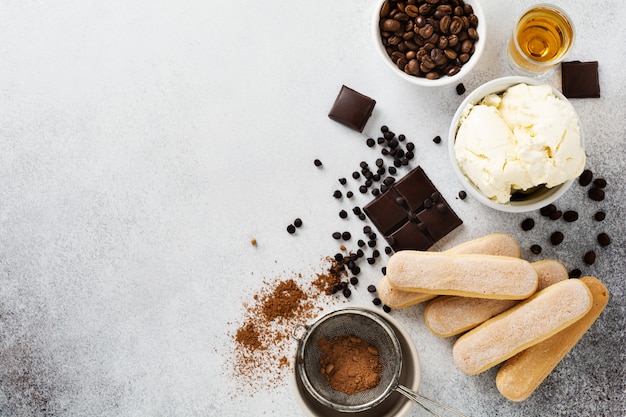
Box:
292;307;470;416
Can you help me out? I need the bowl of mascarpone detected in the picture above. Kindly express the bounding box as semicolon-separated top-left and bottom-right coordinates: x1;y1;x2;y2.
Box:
448;76;585;212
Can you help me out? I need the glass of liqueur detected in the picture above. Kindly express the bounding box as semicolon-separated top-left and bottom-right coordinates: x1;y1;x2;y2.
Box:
506;4;575;77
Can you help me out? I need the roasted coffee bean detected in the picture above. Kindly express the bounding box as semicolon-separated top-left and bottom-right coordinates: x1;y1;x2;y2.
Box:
569;268;582;278
540;204;557;216
550;231;564;245
549;210;562;220
446;65;461;76
287;224;296;234
583;251;596;265
314;159;322;167
294;218;303;228
563;210;579;222
597;232;611;247
382;18;402;32
579;169;593;186
456;83;466;95
593;178;607;188
521;218;535;231
588;188;605;201
594;211;606;221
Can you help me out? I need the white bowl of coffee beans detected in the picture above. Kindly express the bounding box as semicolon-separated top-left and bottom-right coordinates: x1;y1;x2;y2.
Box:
372;0;485;87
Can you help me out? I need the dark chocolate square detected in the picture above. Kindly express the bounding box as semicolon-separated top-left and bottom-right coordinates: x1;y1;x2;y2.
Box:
363;166;462;252
328;85;376;132
562;61;600;98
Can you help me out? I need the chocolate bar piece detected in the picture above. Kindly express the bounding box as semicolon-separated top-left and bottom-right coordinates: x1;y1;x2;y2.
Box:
364;166;462;251
328;85;376;132
561;61;600;98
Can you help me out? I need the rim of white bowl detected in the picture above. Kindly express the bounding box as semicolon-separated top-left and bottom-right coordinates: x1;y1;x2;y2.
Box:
447;76;583;213
371;0;486;87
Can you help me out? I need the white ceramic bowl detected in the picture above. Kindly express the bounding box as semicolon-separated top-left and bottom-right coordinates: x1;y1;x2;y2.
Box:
290;306;421;417
448;76;583;212
372;0;486;87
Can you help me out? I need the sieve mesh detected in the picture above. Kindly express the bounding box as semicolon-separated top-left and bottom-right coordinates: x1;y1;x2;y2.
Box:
296;308;402;412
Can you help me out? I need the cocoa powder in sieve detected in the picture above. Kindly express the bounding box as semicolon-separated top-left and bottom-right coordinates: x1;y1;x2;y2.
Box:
319;335;382;395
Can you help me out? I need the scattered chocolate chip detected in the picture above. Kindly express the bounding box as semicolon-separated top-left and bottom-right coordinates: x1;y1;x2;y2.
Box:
458;190;467;200
342;287;352;298
521;218;535;231
367;285;377;293
350;276;359;285
294;218;303;228
530;244;542;254
381;125;389;133
346;191;354;198
381;267;387;275
388;166;397;175
579;169;593;186
314;159;323;167
594;211;606;221
384;246;392;255
341;231;351;241
406;142;415;152
432;135;442;144
456;83;466;95
333;190;342;198
550;231;564;245
367;257;375;265
563;211;579;222
332;232;341;240
569;268;582;278
366;138;376;147
287;224;296;234
358;213;366;221
583;250;596;265
593;178;607;188
359;185;368;194
352;171;360;179
372;297;382;306
588;188;605;201
382;305;391;313
597;233;611;247
339;178;347;185
339;210;348;219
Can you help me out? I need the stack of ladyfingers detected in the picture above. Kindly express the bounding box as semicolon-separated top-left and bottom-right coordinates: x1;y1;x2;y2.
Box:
381;233;610;401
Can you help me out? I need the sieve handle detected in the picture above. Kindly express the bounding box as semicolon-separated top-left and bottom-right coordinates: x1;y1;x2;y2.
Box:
291;323;309;341
396;384;471;417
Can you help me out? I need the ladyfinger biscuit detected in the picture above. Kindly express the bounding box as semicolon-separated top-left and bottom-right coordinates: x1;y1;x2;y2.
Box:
424;260;568;337
379;233;520;309
495;276;609;401
452;279;593;375
386;252;537;299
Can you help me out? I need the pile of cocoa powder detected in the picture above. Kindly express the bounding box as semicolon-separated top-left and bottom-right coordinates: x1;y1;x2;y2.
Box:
231;258;346;393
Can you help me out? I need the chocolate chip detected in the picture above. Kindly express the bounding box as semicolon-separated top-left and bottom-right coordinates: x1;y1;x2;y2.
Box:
314;159;323;167
358;213;366;220
333;190;342;198
569;268;582;278
588;188;605;201
406;142;415;152
372;297;382;306
287;224;296;234
388;166;397;175
350;276;359;285
583;251;596;265
385;246;392;255
432;135;442;144
294;218;303;227
341;231;351;240
342;287;352;298
521;218;535;231
347;191;354;198
332;232;341;240
550;231;564;245
339;210;348;219
359;185;368;194
367;257;375;265
357;239;365;247
339;178;347;185
456;83;466;95
398;134;406;142
530;244;542;254
366;138;376;147
367;285;377;293
563;211;579;222
593;178;607;188
597;233;611;247
381;267;387;275
352;171;360;179
382;305;391;313
579;169;593;186
594;211;606;221
458;190;467;200
381;125;389;133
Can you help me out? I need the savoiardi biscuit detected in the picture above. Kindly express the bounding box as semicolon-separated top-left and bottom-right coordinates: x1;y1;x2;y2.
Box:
378;233;520;309
386;251;537;300
452;279;593;375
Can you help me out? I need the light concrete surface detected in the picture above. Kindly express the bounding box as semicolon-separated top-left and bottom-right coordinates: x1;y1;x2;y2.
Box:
0;0;624;416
